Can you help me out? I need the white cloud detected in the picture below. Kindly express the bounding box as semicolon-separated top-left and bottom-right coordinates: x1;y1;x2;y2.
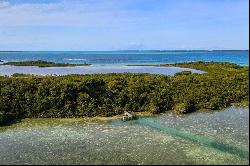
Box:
0;0;149;28
0;0;11;9
0;0;248;50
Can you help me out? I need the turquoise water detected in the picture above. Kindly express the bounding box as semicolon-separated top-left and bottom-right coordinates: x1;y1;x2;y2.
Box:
0;65;205;76
0;50;248;66
137;118;249;160
0;106;248;165
0;50;246;76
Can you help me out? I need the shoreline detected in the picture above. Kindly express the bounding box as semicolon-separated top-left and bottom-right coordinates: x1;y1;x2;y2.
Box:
1;103;248;128
0;112;154;129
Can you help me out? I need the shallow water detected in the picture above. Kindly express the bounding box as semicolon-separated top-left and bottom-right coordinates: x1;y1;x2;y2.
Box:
0;65;205;76
1;50;247;76
0;107;248;165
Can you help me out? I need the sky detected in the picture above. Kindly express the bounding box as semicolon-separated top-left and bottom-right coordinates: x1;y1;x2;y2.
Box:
0;0;249;51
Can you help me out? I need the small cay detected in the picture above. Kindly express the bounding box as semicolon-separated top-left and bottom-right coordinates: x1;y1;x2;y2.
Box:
1;60;91;67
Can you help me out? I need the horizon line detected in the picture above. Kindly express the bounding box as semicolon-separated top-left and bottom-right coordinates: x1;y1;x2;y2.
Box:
0;49;249;52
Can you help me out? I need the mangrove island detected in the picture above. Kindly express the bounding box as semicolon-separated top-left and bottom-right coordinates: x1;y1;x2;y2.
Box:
1;60;91;67
0;62;248;126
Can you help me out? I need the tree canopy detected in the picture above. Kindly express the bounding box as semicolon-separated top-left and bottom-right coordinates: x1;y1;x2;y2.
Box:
0;62;248;125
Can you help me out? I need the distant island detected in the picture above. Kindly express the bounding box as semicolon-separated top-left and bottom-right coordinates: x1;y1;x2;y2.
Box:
1;60;91;67
119;50;249;52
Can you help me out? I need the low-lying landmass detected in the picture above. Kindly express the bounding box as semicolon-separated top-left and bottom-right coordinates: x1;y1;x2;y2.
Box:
11;73;36;77
1;60;91;67
0;62;248;126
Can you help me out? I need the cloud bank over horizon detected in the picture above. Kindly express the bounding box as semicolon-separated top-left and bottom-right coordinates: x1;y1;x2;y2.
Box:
0;0;248;51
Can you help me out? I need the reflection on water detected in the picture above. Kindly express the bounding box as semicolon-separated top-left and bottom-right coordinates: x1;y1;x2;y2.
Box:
0;107;248;165
0;65;205;76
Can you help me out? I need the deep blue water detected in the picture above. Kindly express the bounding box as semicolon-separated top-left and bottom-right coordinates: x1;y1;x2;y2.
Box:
0;51;248;66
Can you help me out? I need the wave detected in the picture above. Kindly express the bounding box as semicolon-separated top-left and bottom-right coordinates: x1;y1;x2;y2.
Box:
64;59;87;61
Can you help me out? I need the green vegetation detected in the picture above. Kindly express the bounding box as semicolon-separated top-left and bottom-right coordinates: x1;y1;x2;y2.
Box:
0;62;248;125
1;60;90;67
174;71;192;76
0;113;19;125
11;73;35;77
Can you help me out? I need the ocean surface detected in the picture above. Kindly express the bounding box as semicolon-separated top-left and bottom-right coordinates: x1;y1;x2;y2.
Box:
0;106;248;165
0;50;247;76
0;50;249;66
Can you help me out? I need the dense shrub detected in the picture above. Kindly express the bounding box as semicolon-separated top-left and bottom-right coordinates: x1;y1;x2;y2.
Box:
0;62;248;124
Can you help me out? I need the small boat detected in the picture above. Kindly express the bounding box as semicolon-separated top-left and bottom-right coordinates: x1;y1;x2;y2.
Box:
122;111;134;121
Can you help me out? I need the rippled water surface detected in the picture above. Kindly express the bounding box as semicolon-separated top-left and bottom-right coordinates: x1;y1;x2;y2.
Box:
0;65;205;76
0;107;248;165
